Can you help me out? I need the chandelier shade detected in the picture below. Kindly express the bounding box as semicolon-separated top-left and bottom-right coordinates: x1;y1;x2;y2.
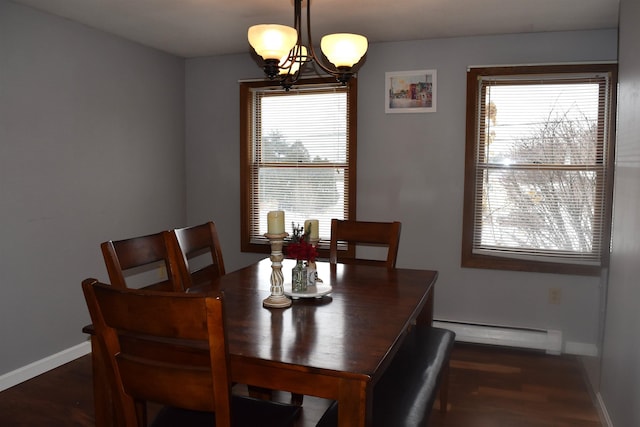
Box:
320;33;368;68
247;0;368;87
247;24;298;60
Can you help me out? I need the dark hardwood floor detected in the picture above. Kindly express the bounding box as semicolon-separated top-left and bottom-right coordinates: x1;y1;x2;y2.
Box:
429;344;602;427
0;343;602;426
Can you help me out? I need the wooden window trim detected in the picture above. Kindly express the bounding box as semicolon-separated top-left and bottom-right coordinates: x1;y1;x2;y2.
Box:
461;64;618;276
240;77;358;257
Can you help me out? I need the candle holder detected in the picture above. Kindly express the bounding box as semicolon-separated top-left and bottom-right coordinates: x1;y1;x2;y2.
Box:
263;232;292;308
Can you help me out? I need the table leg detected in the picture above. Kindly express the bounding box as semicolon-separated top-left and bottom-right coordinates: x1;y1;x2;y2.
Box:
338;378;370;427
416;284;434;327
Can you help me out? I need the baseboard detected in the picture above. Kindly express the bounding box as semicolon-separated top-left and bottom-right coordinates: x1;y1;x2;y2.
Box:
0;327;600;392
596;392;614;427
565;341;599;357
0;341;91;392
434;319;563;355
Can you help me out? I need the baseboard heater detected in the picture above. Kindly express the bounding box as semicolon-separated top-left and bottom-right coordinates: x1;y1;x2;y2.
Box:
433;319;562;355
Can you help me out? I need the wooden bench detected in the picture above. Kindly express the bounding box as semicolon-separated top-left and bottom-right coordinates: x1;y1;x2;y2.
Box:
317;326;455;427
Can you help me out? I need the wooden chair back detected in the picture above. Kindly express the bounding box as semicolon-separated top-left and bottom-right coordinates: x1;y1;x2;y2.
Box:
101;231;183;292
171;221;226;290
329;219;402;268
81;278;232;427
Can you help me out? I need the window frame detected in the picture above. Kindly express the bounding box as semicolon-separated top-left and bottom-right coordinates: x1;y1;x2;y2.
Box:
461;64;618;276
240;77;358;256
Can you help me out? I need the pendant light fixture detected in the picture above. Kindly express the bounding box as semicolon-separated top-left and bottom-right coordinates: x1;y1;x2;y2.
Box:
248;0;368;88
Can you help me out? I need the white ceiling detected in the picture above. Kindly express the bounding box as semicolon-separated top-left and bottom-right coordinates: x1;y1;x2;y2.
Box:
11;0;620;58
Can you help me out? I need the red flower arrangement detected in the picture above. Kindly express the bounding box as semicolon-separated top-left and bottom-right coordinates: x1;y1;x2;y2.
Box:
286;223;318;262
287;239;318;262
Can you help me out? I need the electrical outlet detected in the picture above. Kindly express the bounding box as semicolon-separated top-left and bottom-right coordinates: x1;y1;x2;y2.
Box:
549;288;562;304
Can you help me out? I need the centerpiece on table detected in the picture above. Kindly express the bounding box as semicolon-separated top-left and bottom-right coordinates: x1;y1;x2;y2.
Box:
286;223;318;293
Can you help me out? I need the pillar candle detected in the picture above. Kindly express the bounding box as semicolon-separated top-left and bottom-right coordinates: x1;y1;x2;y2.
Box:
304;219;319;239
267;211;285;234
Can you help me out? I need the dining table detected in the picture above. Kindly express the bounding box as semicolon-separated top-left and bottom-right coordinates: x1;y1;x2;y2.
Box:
85;258;438;427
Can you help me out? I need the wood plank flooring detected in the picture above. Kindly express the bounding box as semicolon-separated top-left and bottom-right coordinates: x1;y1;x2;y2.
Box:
429;344;602;427
0;343;602;426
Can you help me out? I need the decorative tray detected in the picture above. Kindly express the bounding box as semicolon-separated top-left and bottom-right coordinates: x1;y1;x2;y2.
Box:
284;283;333;299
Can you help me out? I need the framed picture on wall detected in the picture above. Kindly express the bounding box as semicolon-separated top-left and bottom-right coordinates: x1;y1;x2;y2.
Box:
385;69;437;113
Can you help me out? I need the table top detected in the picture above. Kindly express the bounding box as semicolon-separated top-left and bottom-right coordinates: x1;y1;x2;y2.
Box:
195;258;438;384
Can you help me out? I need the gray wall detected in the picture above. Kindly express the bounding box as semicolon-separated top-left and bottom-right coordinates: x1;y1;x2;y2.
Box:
4;3;638;425
0;0;186;374
600;0;640;424
185;30;618;352
185;54;265;271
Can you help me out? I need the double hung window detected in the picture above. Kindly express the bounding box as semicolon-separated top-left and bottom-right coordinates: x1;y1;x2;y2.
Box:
240;78;357;253
462;64;617;275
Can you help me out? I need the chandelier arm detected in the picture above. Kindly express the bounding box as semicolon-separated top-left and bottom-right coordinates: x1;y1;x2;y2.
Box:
284;2;308;87
304;0;338;76
284;0;302;69
294;0;303;49
279;45;304;89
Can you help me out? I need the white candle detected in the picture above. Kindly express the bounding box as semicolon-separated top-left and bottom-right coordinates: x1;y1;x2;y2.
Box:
267;211;285;234
304;219;319;239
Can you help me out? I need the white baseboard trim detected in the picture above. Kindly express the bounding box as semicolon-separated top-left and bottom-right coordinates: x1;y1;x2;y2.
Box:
564;341;599;357
434;319;563;355
596;392;614;427
0;341;91;392
0;330;601;392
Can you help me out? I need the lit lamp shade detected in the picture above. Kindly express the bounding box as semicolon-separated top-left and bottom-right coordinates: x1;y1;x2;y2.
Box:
320;33;368;68
279;45;308;74
248;24;298;60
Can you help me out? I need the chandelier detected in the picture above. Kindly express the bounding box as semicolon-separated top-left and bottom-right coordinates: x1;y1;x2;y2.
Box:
247;0;368;88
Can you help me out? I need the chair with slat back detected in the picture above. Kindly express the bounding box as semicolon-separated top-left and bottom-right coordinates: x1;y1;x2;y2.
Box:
329;219;402;268
101;231;183;292
171;221;226;291
171;221;303;405
81;278;301;427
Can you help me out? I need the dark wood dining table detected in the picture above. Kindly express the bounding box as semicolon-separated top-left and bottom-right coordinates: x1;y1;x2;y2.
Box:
86;258;438;427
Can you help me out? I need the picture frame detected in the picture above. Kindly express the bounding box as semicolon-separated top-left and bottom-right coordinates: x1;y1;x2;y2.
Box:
385;69;437;113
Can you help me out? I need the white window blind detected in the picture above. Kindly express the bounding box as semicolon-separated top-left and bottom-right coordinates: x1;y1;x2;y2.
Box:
463;65;617;274
247;83;351;245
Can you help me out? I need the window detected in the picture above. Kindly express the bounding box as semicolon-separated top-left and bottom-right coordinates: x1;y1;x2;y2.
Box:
240;78;357;254
462;64;617;275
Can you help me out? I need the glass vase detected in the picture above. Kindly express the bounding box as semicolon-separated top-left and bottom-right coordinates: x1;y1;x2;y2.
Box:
292;260;307;293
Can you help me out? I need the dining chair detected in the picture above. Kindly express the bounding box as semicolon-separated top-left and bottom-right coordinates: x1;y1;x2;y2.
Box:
101;231;183;292
329;219;402;268
171;221;303;404
81;278;301;427
171;221;226;290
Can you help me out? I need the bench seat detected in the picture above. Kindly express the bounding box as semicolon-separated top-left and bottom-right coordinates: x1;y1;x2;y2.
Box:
317;326;455;427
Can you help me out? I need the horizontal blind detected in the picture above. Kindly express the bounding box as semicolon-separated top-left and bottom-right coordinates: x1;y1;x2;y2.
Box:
473;73;612;265
249;83;350;244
